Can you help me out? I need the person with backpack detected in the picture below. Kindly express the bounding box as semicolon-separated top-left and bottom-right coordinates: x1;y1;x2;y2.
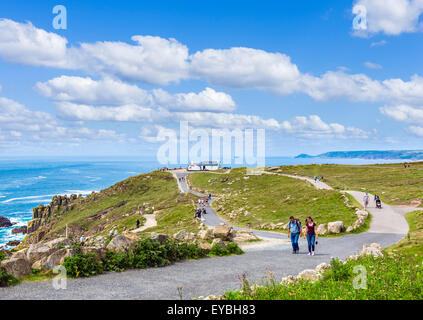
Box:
303;216;317;256
287;216;302;254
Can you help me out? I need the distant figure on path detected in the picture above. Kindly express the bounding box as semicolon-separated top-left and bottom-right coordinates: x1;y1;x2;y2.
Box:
304;217;317;256
287;216;302;254
136;219;140;229
375;195;382;209
80;235;85;243
208;193;212;200
195;208;201;219
364;193;369;209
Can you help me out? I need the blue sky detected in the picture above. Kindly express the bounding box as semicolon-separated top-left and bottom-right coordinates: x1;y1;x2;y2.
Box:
1;0;423;160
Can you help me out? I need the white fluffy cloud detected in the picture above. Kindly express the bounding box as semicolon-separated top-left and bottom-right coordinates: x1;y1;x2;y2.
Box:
152;87;236;112
380;104;423;123
408;125;423;137
0;19;189;85
380;104;423;137
74;36;190;85
36;76;236;112
301;72;423;104
190;47;301;94
35;76;152;106
55;99;369;139
280;115;371;139
2;19;423;108
352;0;423;36
0;19;70;68
0;95;125;144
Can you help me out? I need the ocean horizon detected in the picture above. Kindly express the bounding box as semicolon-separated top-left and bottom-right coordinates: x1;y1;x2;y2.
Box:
0;156;412;248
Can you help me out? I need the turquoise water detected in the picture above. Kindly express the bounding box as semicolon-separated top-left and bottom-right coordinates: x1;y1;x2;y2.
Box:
0;157;406;248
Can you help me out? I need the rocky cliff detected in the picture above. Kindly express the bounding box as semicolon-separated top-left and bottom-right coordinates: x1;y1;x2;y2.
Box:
26;193;85;244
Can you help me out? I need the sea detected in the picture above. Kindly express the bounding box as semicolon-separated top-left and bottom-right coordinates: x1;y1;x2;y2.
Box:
0;156;407;248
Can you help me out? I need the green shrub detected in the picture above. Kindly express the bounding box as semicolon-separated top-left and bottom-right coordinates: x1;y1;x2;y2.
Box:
103;251;134;272
0;251;6;262
133;239;172;268
0;268;19;287
175;242;208;260
63;253;103;278
324;258;352;281
209;242;244;256
63;238;240;278
226;242;244;255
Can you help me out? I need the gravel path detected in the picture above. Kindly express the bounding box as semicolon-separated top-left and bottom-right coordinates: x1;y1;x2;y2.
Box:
0;170;414;300
130;214;157;234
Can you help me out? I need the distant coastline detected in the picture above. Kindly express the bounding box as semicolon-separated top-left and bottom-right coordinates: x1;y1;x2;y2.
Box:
295;150;423;161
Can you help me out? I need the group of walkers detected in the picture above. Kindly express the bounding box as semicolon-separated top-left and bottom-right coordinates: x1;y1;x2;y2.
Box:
194;197;210;219
313;176;324;182
364;192;382;209
287;216;318;255
178;176;186;183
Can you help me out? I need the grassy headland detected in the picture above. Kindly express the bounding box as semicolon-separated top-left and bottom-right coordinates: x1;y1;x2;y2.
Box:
188;167;359;231
25;171;200;243
269;162;423;207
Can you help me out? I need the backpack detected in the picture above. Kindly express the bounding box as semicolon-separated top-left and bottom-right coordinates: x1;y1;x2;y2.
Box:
289;219;301;232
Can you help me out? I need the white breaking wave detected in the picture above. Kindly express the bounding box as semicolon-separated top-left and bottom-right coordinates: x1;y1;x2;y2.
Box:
9;217;29;227
2;191;98;204
1;194;55;204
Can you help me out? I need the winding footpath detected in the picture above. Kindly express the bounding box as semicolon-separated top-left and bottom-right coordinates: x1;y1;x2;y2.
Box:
0;171;415;300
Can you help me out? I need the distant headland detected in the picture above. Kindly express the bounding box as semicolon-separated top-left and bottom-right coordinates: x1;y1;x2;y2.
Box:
295;150;423;160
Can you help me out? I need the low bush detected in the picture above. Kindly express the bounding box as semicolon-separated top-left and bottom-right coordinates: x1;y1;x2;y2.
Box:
0;268;19;287
209;242;244;257
62;253;103;278
63;238;234;278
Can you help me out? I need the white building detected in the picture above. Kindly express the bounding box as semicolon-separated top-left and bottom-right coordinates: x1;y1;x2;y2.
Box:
187;161;221;171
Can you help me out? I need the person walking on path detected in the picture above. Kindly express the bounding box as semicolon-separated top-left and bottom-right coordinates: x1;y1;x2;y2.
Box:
136;219;140;229
364;193;370;209
304;217;317;256
287;216;302;254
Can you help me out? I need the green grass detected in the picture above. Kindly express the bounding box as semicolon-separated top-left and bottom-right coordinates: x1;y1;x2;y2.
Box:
188;167;359;231
387;210;423;256
270;162;423;207
223;201;423;300
147;193;201;236
21;270;55;283
27;171;200;241
224;254;423;300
